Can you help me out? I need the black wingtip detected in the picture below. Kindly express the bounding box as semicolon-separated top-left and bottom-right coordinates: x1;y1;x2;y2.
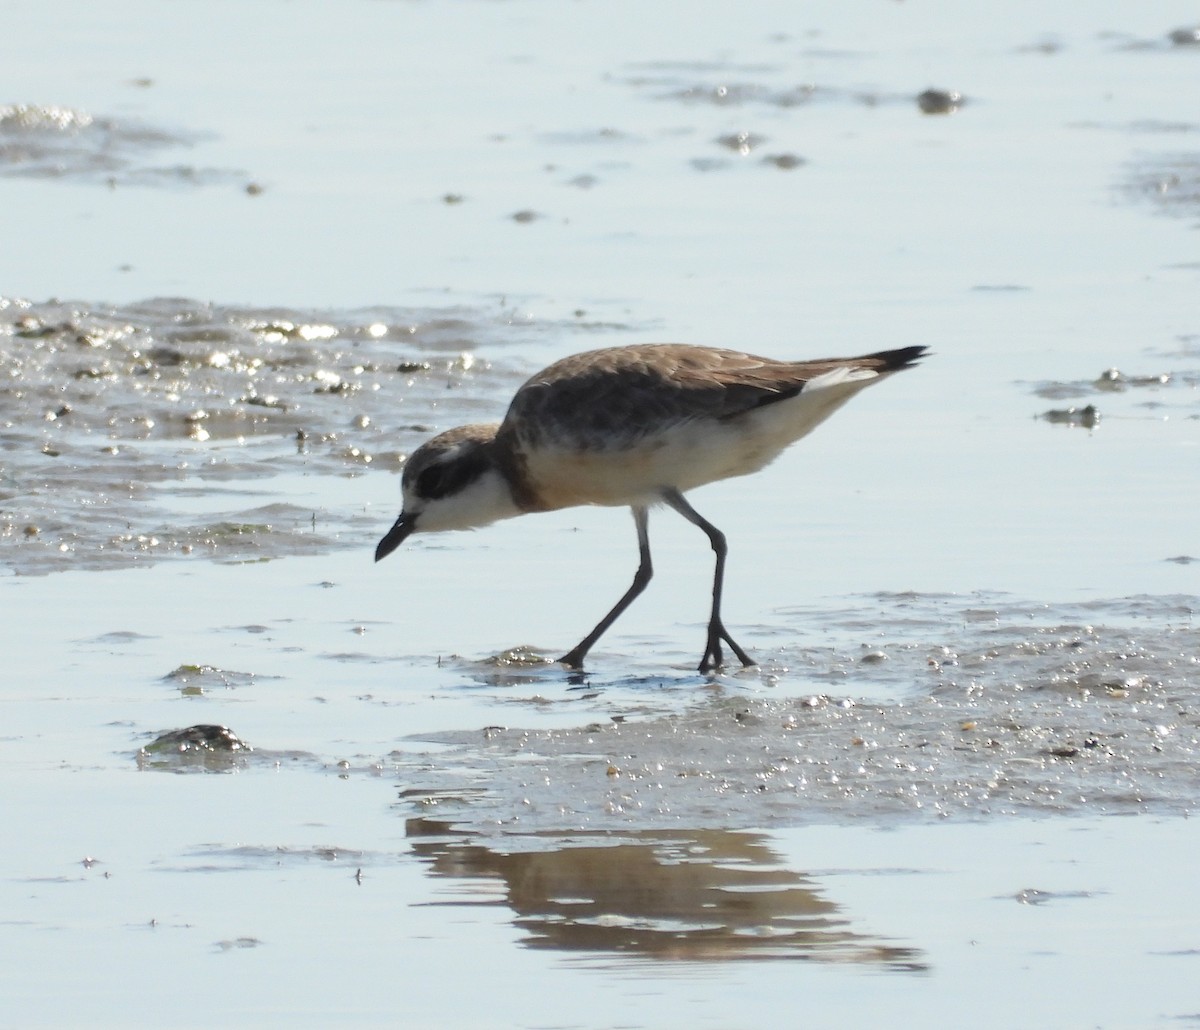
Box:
867;344;930;372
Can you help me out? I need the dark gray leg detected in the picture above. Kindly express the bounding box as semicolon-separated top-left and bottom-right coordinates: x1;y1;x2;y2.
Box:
661;489;755;672
560;506;652;669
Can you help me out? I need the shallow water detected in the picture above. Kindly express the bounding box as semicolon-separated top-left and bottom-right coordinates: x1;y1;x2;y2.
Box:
4;1;1200;1027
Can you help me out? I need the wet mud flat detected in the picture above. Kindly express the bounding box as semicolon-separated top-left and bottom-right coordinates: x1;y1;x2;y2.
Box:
0;296;627;573
381;593;1200;832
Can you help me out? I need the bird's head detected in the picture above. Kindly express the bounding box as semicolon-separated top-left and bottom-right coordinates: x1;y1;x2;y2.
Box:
374;423;515;561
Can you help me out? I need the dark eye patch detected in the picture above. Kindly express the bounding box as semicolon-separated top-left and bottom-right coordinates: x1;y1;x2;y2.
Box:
412;448;491;500
415;464;449;498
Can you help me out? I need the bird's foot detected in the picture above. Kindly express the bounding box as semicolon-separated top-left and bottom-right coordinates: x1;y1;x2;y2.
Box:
558;647;587;670
698;622;755;673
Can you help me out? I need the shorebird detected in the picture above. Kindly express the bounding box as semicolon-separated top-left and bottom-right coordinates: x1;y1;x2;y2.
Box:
376;343;927;671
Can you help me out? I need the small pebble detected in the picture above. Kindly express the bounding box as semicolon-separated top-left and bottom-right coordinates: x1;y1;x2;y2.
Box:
917;88;964;114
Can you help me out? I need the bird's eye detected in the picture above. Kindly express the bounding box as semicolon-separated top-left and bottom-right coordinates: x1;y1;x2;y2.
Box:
415;465;448;498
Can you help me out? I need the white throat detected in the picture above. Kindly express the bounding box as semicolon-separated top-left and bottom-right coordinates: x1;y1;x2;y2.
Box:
410;467;521;533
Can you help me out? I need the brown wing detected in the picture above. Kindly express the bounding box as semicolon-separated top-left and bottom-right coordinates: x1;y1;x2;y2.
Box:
499;343;924;450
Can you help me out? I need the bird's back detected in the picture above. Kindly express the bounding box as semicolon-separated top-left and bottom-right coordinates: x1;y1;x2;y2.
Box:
501;343;920;447
493;343;925;511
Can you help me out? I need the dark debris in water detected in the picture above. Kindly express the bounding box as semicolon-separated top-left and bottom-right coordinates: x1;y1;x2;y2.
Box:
145;723;250;753
136;727;332;775
1039;404;1099;429
161;664;260;696
614;64;953;173
479;646;559;671
1029;361;1199;425
622;62;966;118
916;89;965;115
1112;26;1200;52
138;724;251;770
762;152;806;170
714;131;768;154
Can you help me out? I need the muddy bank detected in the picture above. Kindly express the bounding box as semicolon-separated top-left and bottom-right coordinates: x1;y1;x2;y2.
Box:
368;593;1200;831
0;297;623;573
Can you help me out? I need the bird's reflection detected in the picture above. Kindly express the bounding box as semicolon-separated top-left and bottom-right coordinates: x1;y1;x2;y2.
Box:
407;818;925;970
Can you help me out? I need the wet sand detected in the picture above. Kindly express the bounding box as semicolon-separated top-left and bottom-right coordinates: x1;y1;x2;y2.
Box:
4;1;1200;1027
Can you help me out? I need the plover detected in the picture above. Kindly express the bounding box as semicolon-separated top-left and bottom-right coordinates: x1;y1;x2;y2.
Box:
376;342;927;671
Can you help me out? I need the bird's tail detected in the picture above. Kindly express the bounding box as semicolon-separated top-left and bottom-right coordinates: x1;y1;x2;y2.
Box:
861;345;930;373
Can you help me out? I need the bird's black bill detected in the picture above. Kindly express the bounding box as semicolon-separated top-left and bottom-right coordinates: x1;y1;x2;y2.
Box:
374;515;413;562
